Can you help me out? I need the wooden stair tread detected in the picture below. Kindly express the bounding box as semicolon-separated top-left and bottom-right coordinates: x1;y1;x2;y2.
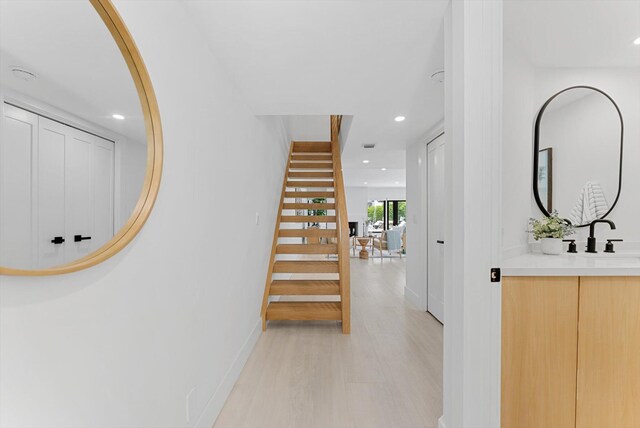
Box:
285;191;334;198
288;171;334;178
273;260;339;273
280;215;336;223
292;141;332;153
291;154;333;161
282;203;335;210
276;244;338;254
286;181;335;188
270;280;341;295
266;301;342;320
289;162;333;169
278;229;337;238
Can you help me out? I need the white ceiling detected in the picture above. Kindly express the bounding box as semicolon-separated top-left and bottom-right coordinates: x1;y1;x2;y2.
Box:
505;0;640;68
183;0;448;188
0;0;145;143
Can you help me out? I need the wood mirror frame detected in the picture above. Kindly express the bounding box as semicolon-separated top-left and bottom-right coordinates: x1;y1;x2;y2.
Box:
0;0;163;276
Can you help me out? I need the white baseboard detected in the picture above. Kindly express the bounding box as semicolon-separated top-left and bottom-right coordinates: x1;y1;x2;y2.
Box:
404;286;424;311
438;416;446;428
195;317;262;428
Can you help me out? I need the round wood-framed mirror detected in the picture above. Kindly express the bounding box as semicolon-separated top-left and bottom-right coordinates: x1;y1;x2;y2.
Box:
0;0;162;276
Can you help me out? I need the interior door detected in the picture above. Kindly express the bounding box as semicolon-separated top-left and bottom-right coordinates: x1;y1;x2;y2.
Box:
0;104;38;269
427;136;445;323
64;129;114;263
38;117;67;268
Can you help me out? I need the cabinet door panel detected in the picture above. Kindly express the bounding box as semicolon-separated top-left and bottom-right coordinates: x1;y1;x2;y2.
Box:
501;276;579;428
577;277;640;428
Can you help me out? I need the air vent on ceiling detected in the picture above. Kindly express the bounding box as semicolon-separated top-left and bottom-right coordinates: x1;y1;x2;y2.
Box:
10;66;37;82
363;144;376;149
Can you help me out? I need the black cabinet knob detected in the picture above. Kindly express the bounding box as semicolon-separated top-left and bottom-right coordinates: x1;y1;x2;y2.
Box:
74;235;92;242
50;236;65;245
436;240;445;244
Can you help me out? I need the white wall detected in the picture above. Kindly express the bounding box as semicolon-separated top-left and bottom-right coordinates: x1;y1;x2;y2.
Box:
0;2;290;428
501;36;535;257
345;186;368;228
367;186;406;201
283;115;329;141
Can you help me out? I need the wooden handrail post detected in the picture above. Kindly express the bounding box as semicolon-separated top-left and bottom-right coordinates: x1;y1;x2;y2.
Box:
330;115;351;334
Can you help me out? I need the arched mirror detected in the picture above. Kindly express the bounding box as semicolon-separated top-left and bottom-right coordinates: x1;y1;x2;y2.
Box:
0;0;162;275
533;86;623;227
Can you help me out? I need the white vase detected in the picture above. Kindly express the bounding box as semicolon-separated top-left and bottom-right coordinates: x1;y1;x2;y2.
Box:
540;237;563;255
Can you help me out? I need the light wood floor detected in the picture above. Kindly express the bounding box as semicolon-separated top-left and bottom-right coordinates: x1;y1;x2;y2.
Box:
213;258;443;428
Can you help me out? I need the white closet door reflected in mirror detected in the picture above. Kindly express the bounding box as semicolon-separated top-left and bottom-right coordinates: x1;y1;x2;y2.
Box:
0;0;147;271
2;104;117;270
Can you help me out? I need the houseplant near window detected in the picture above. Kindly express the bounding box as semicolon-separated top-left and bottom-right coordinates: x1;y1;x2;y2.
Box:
529;212;574;255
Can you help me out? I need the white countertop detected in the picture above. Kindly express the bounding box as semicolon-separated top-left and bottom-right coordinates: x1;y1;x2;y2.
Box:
502;252;640;276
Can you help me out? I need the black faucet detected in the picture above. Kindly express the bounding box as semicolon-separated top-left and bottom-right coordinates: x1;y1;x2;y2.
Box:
586;219;616;253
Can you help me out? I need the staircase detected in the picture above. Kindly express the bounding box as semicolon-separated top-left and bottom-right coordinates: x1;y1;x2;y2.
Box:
261;116;351;334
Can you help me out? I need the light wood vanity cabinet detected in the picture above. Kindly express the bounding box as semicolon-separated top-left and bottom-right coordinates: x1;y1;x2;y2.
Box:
502;276;640;428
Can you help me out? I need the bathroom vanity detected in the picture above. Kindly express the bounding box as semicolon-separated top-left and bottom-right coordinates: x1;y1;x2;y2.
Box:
501;254;640;428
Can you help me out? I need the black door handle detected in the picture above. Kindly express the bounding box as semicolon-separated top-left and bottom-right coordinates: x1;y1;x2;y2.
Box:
51;236;65;245
436;240;445;244
74;235;92;242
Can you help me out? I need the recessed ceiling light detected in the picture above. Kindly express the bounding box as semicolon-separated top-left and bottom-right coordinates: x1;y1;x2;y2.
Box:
394;116;406;122
364;182;368;185
395;181;400;184
381;168;387;171
634;37;640;46
112;114;125;120
362;160;370;164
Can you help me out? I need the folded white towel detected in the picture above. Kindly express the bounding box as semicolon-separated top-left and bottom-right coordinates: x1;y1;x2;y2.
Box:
568;181;609;225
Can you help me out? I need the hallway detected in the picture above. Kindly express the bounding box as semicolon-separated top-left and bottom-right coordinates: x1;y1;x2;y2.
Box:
214;258;443;428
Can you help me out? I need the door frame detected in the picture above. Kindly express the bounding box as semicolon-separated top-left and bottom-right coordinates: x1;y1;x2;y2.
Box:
426;132;445;323
441;1;503;427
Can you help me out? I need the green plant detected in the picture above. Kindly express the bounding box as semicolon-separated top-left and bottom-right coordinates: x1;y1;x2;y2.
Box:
528;212;575;240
